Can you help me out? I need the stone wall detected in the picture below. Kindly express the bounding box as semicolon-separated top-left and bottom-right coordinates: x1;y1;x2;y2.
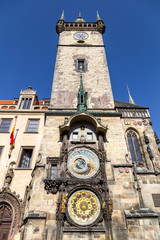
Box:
51;31;114;109
0;111;44;199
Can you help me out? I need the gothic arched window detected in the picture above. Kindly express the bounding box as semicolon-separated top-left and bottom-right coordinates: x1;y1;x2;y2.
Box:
127;130;143;163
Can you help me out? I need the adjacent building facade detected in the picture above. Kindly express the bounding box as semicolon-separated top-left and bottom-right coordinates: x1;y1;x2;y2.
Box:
0;13;160;240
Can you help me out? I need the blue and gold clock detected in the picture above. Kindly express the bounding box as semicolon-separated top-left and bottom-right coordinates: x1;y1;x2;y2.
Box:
67;148;99;179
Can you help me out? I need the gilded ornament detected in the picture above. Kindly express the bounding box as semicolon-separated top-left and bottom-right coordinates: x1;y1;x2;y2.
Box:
67;190;100;225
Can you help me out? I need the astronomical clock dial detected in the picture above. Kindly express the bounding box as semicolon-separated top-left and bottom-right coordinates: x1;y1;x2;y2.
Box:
73;32;88;40
67;190;101;226
67;148;99;179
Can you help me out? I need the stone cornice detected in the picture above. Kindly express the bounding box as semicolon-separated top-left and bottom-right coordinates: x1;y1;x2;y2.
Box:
57;44;105;47
56;20;105;34
125;209;158;219
46;110;121;117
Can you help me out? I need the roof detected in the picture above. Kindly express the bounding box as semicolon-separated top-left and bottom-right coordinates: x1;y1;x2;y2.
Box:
38;101;43;105
0;100;14;105
114;100;148;109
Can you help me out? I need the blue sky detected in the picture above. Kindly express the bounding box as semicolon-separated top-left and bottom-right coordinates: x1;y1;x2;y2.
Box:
0;0;160;136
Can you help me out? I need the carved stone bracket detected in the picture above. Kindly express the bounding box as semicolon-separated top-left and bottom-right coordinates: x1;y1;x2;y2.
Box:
44;177;107;195
147;145;154;160
44;179;62;194
143;131;149;144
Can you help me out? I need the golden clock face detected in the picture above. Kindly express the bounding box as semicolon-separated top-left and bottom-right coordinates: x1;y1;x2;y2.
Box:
67;148;99;179
67;190;100;226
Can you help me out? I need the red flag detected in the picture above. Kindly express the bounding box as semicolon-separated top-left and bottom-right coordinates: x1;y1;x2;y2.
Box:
10;126;15;147
9;117;17;157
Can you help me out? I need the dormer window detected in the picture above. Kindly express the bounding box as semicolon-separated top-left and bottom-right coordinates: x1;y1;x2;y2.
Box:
19;98;32;109
14;99;19;105
44;101;50;106
18;86;37;110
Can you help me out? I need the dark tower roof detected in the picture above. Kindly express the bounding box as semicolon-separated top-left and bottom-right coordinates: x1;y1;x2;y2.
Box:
56;12;105;34
114;100;148;109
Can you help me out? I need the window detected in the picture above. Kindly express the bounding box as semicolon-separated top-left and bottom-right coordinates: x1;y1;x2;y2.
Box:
78;60;85;72
0;147;3;156
87;132;93;140
75;59;87;72
72;132;78;140
0;119;11;132
50;165;57;180
44;101;50;106
27;120;39;132
19;98;32;109
18;148;33;168
127;130;143;163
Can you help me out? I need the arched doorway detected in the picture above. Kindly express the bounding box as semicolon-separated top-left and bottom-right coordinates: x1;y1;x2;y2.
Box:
0;203;12;239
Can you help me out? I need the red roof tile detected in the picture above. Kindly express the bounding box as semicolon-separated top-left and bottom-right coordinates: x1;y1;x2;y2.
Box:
0;100;14;104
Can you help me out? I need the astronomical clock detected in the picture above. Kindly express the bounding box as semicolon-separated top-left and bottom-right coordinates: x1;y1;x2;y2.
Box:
44;111;113;239
67;189;101;226
65;147;102;227
67;148;100;179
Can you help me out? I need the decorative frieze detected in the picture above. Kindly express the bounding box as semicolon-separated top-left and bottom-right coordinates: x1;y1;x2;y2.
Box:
118;108;149;118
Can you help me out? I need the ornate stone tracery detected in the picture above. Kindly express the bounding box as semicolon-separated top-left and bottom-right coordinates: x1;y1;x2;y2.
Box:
0;188;23;240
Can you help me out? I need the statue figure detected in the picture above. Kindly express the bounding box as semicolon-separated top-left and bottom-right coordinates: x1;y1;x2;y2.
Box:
56;197;60;212
61;193;68;214
108;198;113;214
62;134;68;150
98;135;104;151
147;145;154;160
102;199;107;213
125;154;130;163
4;167;14;187
80;134;86;143
36;153;42;163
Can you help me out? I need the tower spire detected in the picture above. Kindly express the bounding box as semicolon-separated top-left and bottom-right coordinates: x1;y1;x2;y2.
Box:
96;11;102;21
77;73;87;112
127;84;135;104
60;10;65;21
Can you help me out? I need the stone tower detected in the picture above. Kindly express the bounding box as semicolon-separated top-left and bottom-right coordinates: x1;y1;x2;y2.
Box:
1;12;160;240
51;12;114;109
21;12;160;240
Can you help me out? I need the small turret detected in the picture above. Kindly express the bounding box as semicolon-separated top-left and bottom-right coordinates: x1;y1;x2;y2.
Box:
96;11;102;21
60;10;65;21
96;11;105;34
56;10;65;34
